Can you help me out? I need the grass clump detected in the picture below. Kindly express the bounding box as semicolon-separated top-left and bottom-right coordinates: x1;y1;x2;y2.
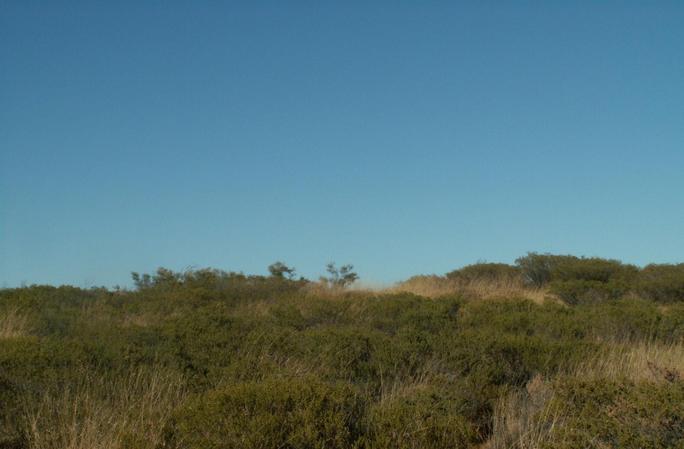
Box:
22;367;186;449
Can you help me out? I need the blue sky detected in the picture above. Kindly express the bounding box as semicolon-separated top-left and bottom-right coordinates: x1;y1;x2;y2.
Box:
2;1;683;287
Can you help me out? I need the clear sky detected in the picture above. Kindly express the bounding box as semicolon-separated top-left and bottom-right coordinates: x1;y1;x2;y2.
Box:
2;1;683;288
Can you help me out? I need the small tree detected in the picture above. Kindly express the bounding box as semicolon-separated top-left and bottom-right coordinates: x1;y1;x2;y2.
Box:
321;262;358;289
131;272;152;290
131;268;181;290
268;261;296;280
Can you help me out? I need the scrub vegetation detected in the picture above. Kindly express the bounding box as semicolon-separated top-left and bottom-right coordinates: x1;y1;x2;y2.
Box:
1;253;684;449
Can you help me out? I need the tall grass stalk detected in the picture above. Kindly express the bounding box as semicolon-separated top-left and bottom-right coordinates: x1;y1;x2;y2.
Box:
24;367;186;449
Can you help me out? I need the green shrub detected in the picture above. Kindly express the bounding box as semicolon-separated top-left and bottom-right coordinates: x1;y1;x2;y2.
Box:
301;328;379;382
367;385;477;449
550;279;631;305
574;298;670;341
542;379;684;449
129;267;308;307
446;263;521;283
636;264;684;303
162;378;366;449
160;305;252;388
362;294;461;335
515;253;637;288
0;376;23;449
515;253;577;287
551;258;638;283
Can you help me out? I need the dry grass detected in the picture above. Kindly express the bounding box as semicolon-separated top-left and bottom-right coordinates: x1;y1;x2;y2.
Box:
575;339;684;383
375;357;445;405
0;307;31;339
393;275;549;304
483;339;684;449
484;375;562;449
302;281;379;298
24;367;187;449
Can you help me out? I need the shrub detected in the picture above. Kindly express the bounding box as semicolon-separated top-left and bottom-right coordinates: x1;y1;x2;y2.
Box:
636;264;684;303
574;298;671;342
300;328;379;382
0;375;23;449
541;379;684;449
162;378;366;449
267;261;297;279
446;263;521;284
160;305;251;388
130;267;308;304
367;385;477;449
550;279;631;305
515;253;637;288
551;257;638;283
362;294;461;335
320;263;359;290
515;253;577;288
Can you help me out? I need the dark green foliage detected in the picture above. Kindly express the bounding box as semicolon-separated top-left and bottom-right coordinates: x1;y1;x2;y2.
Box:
0;376;23;449
549;279;632;305
321;263;359;289
515;253;577;288
367;386;477;449
636;264;684;303
267;261;297;279
163;378;366;449
513;253;684;304
130;267;308;302
543;379;684;449
446;263;521;283
515;253;637;288
550;257;638;283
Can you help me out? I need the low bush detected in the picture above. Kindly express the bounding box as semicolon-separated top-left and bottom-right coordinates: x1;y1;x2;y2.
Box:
162;378;366;449
515;253;638;289
515;253;577;288
0;375;23;449
550;279;631;305
367;385;477;449
542;379;684;449
636;264;684;303
551;258;638;283
446;263;521;284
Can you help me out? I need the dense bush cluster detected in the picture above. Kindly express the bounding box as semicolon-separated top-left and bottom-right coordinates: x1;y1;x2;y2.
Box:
543;379;684;449
514;253;684;304
165;378;366;449
403;254;684;305
446;263;521;284
0;256;683;449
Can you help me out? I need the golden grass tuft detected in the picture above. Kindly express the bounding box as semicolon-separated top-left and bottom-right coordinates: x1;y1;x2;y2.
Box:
375;357;444;406
24;367;187;449
0;307;32;339
393;275;549;304
574;339;684;383
484;374;561;449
